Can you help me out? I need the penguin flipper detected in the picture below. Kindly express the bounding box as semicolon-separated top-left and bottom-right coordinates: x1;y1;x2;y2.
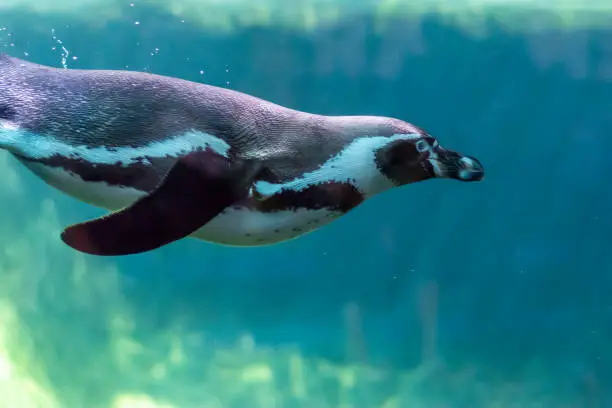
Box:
60;149;261;256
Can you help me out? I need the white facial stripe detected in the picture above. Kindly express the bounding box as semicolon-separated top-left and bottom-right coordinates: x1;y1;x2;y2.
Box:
0;126;231;165
423;140;444;177
255;133;421;198
429;160;443;176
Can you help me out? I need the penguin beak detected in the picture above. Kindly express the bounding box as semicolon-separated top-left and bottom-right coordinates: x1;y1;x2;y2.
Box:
431;148;485;182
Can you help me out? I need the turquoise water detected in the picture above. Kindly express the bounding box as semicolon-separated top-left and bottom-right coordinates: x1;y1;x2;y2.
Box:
0;2;611;407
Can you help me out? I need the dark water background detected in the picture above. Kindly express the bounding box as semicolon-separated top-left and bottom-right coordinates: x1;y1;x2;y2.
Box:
1;3;611;407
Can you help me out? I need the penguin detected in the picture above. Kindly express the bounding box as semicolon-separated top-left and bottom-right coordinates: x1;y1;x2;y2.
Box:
0;54;484;256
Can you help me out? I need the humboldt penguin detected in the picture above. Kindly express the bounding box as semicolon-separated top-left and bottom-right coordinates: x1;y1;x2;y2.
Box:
0;54;484;256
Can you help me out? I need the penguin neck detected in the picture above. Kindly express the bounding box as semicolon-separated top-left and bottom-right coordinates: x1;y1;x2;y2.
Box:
253;122;398;202
300;114;401;197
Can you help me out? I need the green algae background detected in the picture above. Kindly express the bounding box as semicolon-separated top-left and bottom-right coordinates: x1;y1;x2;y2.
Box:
0;1;611;407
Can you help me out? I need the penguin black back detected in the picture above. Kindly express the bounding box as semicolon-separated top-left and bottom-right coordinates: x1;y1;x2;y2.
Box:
0;54;363;182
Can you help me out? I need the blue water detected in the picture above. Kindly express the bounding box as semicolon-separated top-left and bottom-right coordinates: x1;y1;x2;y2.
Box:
0;3;611;407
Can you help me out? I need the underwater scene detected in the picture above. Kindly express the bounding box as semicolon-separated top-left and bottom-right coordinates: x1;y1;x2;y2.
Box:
0;0;611;407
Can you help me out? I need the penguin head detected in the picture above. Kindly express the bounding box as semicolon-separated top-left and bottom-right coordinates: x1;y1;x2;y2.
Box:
375;132;485;186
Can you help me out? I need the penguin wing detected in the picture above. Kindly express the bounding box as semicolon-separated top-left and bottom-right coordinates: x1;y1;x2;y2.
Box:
60;149;262;256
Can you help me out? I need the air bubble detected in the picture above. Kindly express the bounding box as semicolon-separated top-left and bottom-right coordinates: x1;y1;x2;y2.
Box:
50;28;71;68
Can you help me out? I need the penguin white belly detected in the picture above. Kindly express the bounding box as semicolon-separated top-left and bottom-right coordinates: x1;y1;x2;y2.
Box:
16;159;341;246
16;160;146;210
193;207;340;246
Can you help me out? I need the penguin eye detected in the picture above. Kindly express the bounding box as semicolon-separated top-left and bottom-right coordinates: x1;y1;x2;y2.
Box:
415;140;429;153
